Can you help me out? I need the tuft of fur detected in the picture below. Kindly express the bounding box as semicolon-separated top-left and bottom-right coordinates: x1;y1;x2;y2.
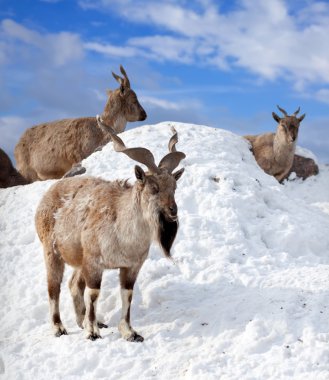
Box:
157;212;178;257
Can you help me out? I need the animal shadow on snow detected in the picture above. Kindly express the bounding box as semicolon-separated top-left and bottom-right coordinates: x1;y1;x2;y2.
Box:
54;265;329;344
135;275;329;345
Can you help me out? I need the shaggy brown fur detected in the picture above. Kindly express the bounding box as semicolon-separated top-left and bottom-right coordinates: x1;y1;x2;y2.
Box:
15;66;146;182
0;148;29;188
35;131;185;342
245;106;305;182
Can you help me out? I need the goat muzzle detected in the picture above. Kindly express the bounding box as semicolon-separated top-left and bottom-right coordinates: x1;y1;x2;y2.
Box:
166;203;178;221
139;109;147;121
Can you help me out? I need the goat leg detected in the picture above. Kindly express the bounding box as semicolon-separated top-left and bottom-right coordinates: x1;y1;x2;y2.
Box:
118;267;144;342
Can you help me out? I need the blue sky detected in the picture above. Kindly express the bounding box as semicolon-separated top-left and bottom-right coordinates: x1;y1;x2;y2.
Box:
1;0;329;162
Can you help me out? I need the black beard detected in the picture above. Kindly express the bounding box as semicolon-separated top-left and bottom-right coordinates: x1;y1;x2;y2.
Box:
157;211;178;257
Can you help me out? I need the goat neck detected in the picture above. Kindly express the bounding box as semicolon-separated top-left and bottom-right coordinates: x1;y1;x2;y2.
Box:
100;90;128;134
273;124;296;166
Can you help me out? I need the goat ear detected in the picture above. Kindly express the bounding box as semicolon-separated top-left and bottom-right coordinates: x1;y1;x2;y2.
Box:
135;165;146;184
272;112;281;123
172;168;184;182
298;113;306;122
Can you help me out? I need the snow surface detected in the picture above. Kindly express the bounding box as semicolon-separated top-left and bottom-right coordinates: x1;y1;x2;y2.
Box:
1;122;329;380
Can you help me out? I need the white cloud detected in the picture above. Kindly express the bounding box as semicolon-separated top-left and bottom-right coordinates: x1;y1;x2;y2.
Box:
0;19;84;67
84;36;204;64
1;19;40;45
129;35;197;63
314;89;329;105
84;41;140;58
79;0;329;88
140;95;198;111
47;32;84;66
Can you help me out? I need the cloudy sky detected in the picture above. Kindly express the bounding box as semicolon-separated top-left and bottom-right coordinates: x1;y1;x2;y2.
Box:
1;0;329;162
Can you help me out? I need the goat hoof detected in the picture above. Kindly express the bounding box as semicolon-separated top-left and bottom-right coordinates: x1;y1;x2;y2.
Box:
127;332;144;343
55;328;68;337
87;333;102;341
97;322;108;329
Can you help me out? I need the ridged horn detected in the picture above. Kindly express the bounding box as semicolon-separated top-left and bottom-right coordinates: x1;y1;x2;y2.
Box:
159;127;186;173
293;106;300;116
96;115;160;174
277;105;288;116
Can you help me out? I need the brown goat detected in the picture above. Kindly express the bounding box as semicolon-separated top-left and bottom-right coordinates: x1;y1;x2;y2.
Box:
244;106;305;182
35;124;185;342
0;148;29;188
15;66;147;182
287;154;319;180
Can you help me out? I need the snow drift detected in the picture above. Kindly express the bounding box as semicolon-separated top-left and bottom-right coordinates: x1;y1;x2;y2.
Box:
1;122;329;379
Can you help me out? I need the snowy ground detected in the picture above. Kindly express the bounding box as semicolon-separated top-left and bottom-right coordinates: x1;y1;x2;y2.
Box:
1;122;329;380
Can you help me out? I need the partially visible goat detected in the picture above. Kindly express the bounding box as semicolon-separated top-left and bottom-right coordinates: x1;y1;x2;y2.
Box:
35;124;185;342
245;106;305;182
0;148;29;188
15;66;147;182
287;154;319;180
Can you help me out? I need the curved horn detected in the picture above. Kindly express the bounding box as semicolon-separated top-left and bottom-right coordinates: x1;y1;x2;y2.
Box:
277;105;288;116
168;126;178;152
158;152;186;174
120;65;131;88
96;116;160;174
159;127;186;173
293;106;300;116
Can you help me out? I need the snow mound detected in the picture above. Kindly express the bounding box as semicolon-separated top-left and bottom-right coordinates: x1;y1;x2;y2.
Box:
1;122;329;380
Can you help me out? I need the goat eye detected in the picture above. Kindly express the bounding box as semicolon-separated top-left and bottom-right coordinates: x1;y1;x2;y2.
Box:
152;185;159;194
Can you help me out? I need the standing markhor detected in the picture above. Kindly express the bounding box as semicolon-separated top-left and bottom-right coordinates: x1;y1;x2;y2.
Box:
35;123;185;342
